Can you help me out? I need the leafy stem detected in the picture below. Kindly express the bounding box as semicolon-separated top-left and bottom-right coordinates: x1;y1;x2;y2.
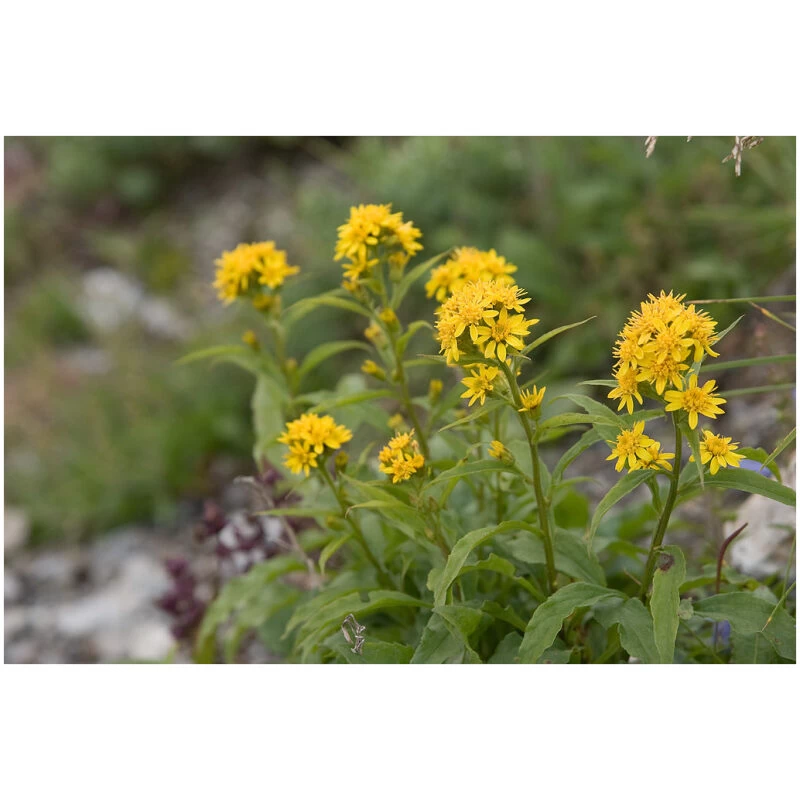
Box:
639;413;683;601
499;359;557;595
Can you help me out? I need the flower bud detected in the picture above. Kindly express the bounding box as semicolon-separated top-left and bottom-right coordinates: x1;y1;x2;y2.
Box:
428;379;443;403
361;360;386;381
242;330;260;351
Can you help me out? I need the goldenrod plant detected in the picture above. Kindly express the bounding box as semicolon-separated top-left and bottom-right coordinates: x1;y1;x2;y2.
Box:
186;206;796;664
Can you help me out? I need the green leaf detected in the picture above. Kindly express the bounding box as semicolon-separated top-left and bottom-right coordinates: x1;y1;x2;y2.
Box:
764;427;796;473
521;316;596;355
550;429;602;485
587;470;653;542
679;468;796;507
297;340;371;379
318;533;353;575
735;447;781;481
251;374;287;462
432;606;490;663
283;291;372;328
396;320;434;359
579;379;618;388
723;382;795;398
519;582;622;663
309;389;394;414
650;545;686;664
423;459;521;490
411;613;465;664
693;593;796;661
540;412;617;431
437;398;505;431
701;353;795;372
390;251;450;309
433;520;535;606
553;529;606;585
194;555;305;663
617;598;660;664
257;507;338;517
489;632;523;664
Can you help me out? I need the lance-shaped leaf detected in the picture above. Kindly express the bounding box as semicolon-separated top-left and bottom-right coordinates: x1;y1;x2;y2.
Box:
650;545;686;663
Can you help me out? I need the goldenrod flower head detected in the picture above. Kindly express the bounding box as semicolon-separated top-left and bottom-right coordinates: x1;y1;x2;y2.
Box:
460;364;500;407
388;413;406;430
334;203;422;284
607;369;643;414
636;443;675;472
278;413;352;474
435;280;538;364
611;290;720;404
364;323;384;345
252;293;280;312
689;430;743;475
664;374;726;430
242;330;259;350
428;379;444;403
425;247;517;301
378;430;425;483
361;360;385;380
519;385;546;413
606;421;657;472
213;241;300;304
488;440;513;463
378;307;399;328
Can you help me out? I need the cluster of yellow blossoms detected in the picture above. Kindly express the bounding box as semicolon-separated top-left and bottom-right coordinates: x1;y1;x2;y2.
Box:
334;203;423;288
691;430;744;475
214;241;300;305
606;421;675;473
425;247;517;302
278;413;352;476
378;431;425;483
608;291;723;421
435;279;538;364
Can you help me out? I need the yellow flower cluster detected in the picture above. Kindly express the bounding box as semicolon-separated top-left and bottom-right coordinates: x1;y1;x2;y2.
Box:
278;413;352;476
334;203;423;286
379;431;425;483
690;430;743;475
460;364;500;407
425;247;517;302
435;280;539;364
608;291;721;418
214;241;300;304
606;421;674;473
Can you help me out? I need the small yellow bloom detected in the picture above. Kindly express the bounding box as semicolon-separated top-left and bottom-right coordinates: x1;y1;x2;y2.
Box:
378;307;399;328
606;421;657;472
664;374;726;430
364;323;384;344
519;385;546;413
361;360;386;380
472;306;535;362
607;369;643;414
378;429;425;483
425;247;517;301
460;364;500;407
488;440;514;463
214;241;299;304
388;413;405;430
636;443;675;472
690;430;743;475
428;379;443;403
278;413;352;474
242;330;259;350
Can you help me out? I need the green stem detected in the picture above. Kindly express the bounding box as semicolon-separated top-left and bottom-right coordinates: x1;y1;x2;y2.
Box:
499;360;557;594
318;464;392;587
492;409;506;524
639;414;683;601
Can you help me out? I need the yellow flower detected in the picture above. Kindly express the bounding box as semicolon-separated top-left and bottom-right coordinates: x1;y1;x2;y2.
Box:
378;430;425;483
488;440;513;462
690;430;743;475
519;385;546;413
607;369;643;414
334;203;422;283
361;360;386;380
636;355;689;396
425;247;517;301
472;306;535;362
606;421;657;472
664;374;726;430
242;330;259;350
388;413;405;430
636;443;675;472
460;364;500;407
278;413;352;473
642;317;693;364
213;241;299;304
679;304;720;361
283;442;318;476
428;379;443;403
364;323;384;344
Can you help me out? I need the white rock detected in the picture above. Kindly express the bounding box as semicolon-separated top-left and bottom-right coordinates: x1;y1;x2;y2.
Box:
80;268;143;332
4;569;23;604
4;507;30;555
137;297;191;340
729;455;796;580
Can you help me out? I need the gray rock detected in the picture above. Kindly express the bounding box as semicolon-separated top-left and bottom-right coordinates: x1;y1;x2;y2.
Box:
138;296;191;341
729;454;796;580
23;552;81;592
81;268;143;332
4;507;30;555
4;569;23;605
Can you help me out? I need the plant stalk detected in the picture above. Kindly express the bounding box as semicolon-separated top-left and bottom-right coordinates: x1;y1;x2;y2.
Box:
639;414;683;601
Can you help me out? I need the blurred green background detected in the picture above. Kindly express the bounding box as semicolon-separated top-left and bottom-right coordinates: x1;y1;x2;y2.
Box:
4;136;795;544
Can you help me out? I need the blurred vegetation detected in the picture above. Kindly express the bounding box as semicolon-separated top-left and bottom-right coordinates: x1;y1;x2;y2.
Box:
4;136;795;544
